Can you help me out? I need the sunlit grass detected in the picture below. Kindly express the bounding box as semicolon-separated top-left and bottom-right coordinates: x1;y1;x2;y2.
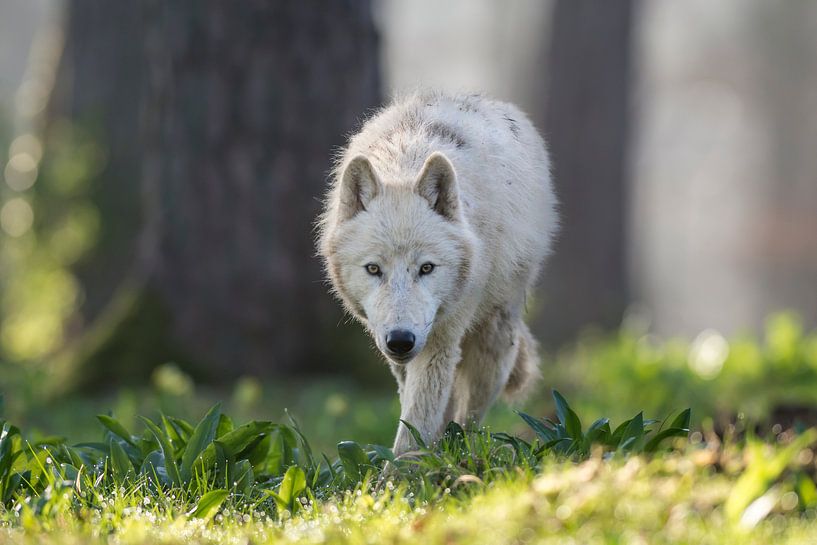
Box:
2;391;817;544
2;317;817;542
540;312;817;426
3;448;817;544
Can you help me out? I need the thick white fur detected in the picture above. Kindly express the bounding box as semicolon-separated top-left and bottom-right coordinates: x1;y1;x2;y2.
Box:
317;91;557;454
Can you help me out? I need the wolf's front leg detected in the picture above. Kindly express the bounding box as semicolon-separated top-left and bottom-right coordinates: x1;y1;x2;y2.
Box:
392;344;459;455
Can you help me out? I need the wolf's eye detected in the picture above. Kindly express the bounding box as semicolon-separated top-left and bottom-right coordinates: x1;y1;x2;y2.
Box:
419;262;435;276
365;263;381;276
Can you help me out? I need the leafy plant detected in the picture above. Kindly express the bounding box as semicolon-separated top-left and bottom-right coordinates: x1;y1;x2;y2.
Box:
189;489;230;521
518;390;691;457
265;465;307;514
0;420;24;504
0;390;695;520
725;428;817;523
542;312;817;427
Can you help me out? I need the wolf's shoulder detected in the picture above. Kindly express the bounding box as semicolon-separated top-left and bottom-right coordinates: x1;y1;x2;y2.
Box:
347;90;536;160
365;90;525;129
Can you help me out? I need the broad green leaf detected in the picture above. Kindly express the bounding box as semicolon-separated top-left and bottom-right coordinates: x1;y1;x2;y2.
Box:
2;471;22;504
242;434;272;473
275;465;306;511
189;489;229;520
97;415;137;447
265;490;287;512
5;428;26;475
25;448;54;490
617;412;645;451
611;414;642;445
553;390;583;440
368;444;395;463
59;445;87;470
669;409;692;431
517;412;557;443
138;429;160;457
141;417;182;486
230;459;254;495
211;441;231;488
492;432;534;463
216;414;234;438
169;417;195;438
60;463;79;483
109;439;134;484
190;440;231;482
267;427;298;477
338;441;370;483
0;422;22;479
545;437;572;451
162;415;188;453
585;418;611;444
180;404;222;482
644;427;689;452
140;450;169;486
104;436;142;466
214;421;276;457
399;420;427;450
641;409;692;453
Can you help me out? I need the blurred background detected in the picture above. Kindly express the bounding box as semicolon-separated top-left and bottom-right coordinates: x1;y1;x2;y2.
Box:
1;1;815;451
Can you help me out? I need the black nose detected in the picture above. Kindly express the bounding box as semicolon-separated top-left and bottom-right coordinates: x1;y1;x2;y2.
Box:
386;329;415;355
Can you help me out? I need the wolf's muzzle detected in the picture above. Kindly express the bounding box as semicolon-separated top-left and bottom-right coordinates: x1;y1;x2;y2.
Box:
385;329;415;357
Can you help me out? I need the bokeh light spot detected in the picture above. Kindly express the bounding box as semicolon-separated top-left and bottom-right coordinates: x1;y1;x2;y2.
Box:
9;134;44;163
1;198;35;237
48;203;101;264
688;329;729;379
0;311;63;361
4;153;39;191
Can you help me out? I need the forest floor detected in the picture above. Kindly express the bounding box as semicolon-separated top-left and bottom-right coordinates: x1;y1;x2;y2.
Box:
3;316;817;543
2;439;817;544
2;390;817;544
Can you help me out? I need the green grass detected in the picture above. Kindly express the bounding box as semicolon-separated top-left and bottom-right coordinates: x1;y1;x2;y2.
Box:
3;314;817;543
4;312;817;452
2;390;817;544
6;453;817;545
543;312;817;426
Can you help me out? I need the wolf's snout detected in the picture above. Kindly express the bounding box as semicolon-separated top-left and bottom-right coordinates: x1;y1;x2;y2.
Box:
385;329;415;355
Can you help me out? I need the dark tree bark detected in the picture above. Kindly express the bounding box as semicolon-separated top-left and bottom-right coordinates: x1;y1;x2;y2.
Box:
534;0;636;345
50;1;382;391
47;1;145;318
138;2;381;377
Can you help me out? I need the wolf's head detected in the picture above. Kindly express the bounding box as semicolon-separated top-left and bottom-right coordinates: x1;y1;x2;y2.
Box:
322;152;475;364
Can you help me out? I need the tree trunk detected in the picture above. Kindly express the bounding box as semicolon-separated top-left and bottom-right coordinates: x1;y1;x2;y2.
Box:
50;1;382;391
138;1;381;378
47;1;145;319
534;0;635;345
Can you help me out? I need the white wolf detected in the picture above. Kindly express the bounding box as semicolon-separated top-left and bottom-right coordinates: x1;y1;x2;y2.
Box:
318;91;557;454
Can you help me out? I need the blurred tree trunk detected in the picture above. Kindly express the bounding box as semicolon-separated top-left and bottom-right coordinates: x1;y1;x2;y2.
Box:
32;1;154;394
55;1;381;389
47;1;145;320
534;0;636;345
137;1;381;378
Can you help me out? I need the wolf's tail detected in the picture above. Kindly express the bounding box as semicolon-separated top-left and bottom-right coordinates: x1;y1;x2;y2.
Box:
502;322;541;402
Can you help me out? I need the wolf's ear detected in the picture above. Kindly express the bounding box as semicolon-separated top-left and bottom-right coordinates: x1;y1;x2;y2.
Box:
338;155;381;221
415;152;460;221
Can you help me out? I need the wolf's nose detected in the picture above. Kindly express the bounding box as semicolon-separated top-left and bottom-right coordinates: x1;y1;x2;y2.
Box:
386;329;415;355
